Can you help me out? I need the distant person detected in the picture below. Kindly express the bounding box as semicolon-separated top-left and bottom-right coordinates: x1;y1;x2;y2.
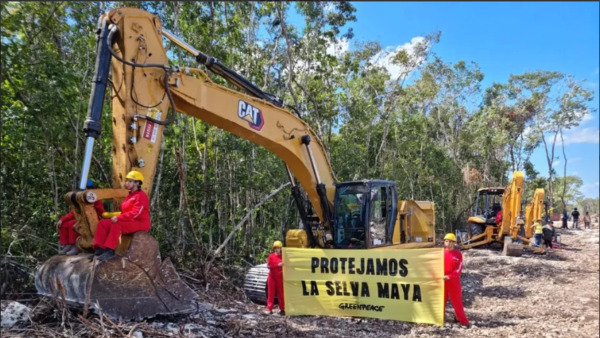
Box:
443;233;470;328
583;212;592;229
56;179;105;255
562;211;568;229
265;241;285;316
531;218;544;247
571;208;580;230
542;220;555;249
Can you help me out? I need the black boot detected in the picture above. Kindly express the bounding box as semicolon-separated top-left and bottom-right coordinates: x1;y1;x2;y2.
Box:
88;248;107;261
97;249;115;262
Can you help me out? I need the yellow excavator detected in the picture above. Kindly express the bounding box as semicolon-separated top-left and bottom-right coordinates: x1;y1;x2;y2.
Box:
459;171;545;256
35;7;437;320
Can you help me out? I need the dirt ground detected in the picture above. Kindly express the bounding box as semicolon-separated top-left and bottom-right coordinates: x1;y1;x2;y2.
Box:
2;223;599;338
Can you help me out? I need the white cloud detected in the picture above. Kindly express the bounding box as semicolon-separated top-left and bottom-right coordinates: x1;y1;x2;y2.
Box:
585;82;598;88
326;38;349;58
581;112;594;125
523;126;537;140
570;157;583;163
287;36;349;78
593;67;599;76
369;36;427;82
552;160;560;167
581;182;600;197
560;127;600;145
324;3;335;14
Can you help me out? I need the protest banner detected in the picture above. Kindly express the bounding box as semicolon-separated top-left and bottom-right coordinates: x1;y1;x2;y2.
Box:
283;247;444;326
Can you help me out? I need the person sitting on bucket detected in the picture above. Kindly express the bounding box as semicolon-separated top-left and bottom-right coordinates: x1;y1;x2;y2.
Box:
265;240;285;316
443;233;470;328
89;170;151;262
56;179;105;256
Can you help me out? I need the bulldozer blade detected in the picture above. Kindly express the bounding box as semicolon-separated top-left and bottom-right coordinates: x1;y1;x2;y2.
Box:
35;232;199;320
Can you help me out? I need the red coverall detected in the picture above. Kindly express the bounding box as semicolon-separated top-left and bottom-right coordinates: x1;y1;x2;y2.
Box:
93;190;151;250
496;210;503;226
444;248;469;325
59;201;105;245
266;252;285;312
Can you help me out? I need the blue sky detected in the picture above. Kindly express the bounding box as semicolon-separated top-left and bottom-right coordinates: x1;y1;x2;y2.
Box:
292;2;599;197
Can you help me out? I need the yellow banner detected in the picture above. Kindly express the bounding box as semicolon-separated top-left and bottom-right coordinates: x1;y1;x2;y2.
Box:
283;248;444;326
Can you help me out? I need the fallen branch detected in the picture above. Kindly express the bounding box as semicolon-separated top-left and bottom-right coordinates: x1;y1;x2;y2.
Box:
127;322;145;337
213;182;291;257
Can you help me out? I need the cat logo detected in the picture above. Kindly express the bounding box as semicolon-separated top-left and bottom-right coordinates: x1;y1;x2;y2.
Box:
238;100;264;131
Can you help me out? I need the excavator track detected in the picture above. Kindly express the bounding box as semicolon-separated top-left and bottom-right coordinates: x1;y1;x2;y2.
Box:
244;264;270;305
35;232;199;320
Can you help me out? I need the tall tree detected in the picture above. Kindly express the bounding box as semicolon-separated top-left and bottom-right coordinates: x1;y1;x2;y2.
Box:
508;71;595;205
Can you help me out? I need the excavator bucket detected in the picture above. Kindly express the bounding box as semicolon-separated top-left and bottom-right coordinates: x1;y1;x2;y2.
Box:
502;237;523;257
35;232;199;320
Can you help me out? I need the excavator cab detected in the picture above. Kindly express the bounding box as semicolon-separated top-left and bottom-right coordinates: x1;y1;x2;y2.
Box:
332;181;397;249
470;187;505;233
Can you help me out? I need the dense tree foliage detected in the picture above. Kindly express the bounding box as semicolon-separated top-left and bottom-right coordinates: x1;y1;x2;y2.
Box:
1;2;596;283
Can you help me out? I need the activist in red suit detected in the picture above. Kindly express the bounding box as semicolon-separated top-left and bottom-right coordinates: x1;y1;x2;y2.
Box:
90;170;151;262
56;179;105;256
443;233;470;328
265;240;285;315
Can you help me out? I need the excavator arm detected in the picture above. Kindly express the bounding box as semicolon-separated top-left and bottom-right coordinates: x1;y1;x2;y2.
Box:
36;7;340;320
524;188;545;239
78;7;336;249
499;171;524;238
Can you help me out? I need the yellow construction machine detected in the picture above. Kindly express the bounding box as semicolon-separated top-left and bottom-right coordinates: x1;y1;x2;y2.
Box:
35;7;437;319
458;172;545;256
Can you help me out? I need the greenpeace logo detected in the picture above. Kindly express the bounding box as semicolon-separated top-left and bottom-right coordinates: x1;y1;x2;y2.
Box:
338;303;385;312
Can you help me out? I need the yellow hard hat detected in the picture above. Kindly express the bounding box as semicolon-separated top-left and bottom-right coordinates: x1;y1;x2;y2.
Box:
126;170;144;183
272;240;283;248
444;233;457;242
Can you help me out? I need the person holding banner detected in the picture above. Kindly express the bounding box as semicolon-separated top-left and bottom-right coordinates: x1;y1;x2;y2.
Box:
265;240;285;315
443;233;470;327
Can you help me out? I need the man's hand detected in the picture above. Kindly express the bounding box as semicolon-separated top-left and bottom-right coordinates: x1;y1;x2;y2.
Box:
278;262;283;267
443;275;450;281
111;216;118;224
55;220;62;230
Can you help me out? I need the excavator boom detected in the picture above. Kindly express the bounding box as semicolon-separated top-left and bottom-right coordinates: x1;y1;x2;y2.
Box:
86;7;336;246
36;7;339;319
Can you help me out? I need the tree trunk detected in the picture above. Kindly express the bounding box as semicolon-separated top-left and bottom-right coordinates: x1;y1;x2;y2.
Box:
560;129;568;210
541;127;560;207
